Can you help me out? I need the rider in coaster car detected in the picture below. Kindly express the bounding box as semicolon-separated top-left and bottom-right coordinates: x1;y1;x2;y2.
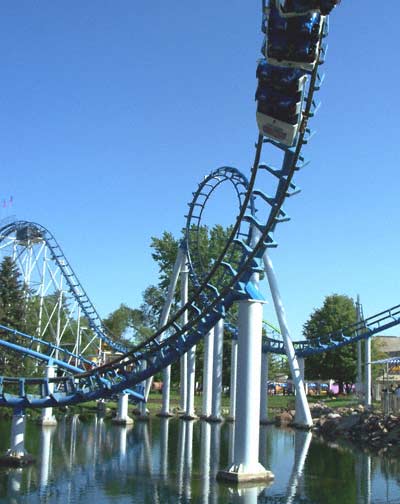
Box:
282;0;341;16
257;91;301;125
267;3;322;64
256;59;305;93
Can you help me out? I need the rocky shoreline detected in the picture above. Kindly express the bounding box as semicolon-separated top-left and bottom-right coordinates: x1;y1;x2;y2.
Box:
275;403;400;454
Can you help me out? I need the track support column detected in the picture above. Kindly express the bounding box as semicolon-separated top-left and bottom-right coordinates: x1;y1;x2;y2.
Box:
209;318;224;422
112;393;133;425
0;408;34;466
159;365;173;417
179;261;189;413
201;327;214;418
39;364;57;426
365;336;372;408
217;299;273;484
260;351;269;424
263;253;312;428
228;338;238;421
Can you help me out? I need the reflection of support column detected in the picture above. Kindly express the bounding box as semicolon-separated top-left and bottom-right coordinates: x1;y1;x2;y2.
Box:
364;451;371;504
142;423;153;476
113;393;134;425
209;422;222;504
69;415;79;469
39;425;55;490
209;318;224;422
159;418;170;479
0;409;34;466
183;419;194;500
228;487;264;504
7;468;24;504
263;253;312;428
200;421;211;504
285;430;312;504
228;339;238;421
365;336;372;408
201;328;214;418
177;419;187;496
40;364;57;426
180;262;189;413
118;425;131;465
218;300;273;483
260;351;269;424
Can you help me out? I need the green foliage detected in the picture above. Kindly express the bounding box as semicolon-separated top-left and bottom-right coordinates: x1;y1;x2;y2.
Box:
0;257;30;375
303;294;357;392
103;303;152;347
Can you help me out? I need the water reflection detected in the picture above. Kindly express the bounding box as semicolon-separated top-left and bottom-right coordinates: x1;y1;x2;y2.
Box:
0;415;399;503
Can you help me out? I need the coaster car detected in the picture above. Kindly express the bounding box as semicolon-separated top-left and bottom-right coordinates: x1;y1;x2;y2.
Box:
255;60;307;146
278;0;340;16
265;1;324;71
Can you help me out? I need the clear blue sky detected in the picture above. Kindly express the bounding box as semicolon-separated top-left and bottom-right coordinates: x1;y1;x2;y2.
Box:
1;2;399;339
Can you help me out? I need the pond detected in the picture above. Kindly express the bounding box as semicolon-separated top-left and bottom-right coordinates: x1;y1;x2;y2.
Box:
0;415;399;503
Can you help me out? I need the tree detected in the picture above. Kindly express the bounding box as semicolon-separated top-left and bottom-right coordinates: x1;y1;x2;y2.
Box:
147;225;241;387
103;303;152;347
303;294;357;393
0;257;28;375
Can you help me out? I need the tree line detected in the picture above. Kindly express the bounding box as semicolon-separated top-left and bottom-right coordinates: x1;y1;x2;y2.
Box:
0;225;385;390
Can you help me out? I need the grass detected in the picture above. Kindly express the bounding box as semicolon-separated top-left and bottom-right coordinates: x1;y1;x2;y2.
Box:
61;391;364;419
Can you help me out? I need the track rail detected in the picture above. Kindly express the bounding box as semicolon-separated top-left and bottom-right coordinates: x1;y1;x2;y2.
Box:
0;8;340;408
264;303;400;356
0;221;128;354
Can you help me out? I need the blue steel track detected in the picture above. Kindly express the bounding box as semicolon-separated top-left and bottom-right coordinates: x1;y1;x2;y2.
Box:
1;3;392;409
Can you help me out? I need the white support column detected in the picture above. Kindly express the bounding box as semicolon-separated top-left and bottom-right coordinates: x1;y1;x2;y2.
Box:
228;339;238;421
112;393;133;425
39;364;57;426
159;365;173;417
260;351;269;424
0;409;34;465
183;419;194;500
296;357;308;413
263;253;312;428
179;260;189;413
184;341;197;419
356;295;363;396
209;318;224;422
201;328;214;418
139;361;149;419
147;247;186;411
217;299;273;484
365;336;372;408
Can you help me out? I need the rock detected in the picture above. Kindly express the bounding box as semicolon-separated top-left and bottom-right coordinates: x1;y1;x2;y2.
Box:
275;411;293;425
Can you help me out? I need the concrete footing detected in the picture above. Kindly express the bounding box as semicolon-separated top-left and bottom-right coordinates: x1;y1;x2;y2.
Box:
180;414;198;421
156;411;174;418
112;393;133;425
217;463;274;484
0;451;35;467
38;414;57;427
112;416;134;425
206;415;223;423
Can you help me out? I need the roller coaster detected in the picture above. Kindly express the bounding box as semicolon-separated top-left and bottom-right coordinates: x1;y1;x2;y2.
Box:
1;0;396;416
